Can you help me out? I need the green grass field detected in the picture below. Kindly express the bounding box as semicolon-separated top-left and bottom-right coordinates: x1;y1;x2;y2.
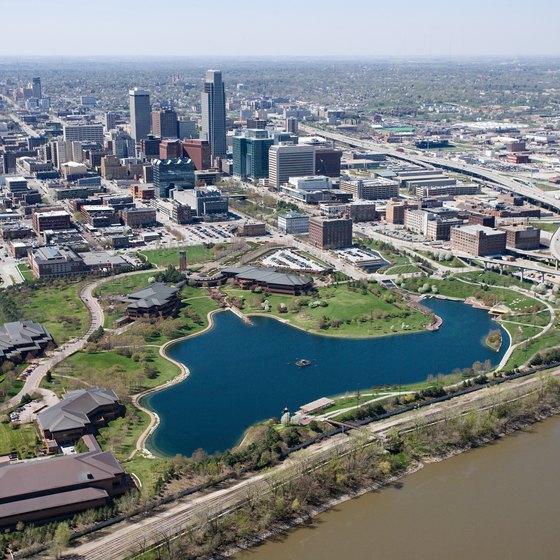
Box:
139;245;221;268
15;282;89;344
403;277;543;314
530;221;560;234
227;283;429;338
16;264;34;282
0;422;40;457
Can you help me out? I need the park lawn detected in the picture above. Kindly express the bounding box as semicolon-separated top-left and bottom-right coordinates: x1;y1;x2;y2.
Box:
94;271;156;299
504;309;552;327
459;270;533;290
500;321;543;346
123;455;171;492
530;221;560;234
403;277;544;314
384;264;421;275
227;284;429;338
505;320;560;369
16;263;34;282
0;422;40;457
140;245;222;268
97;406;151;462
416;251;465;268
15;281;88;344
54;347;180;392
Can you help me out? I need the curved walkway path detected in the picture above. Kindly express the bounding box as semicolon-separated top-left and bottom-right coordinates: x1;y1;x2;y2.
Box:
0;269;156;411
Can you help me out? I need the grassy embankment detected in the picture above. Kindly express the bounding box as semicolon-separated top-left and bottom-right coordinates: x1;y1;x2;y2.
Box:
361;238;422;275
226;282;429;338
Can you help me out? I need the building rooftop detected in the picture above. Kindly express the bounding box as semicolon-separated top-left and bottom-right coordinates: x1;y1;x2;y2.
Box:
125;282;179;310
0;450;124;503
37;387;119;434
223;266;312;287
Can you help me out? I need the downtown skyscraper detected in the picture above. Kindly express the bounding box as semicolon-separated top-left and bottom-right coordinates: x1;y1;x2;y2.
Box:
201;70;227;161
129;88;151;141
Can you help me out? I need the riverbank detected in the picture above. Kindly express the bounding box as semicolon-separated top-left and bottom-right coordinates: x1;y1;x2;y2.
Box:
238;412;560;560
134;366;560;560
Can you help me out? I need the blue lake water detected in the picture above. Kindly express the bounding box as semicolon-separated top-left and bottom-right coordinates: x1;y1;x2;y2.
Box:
145;299;507;457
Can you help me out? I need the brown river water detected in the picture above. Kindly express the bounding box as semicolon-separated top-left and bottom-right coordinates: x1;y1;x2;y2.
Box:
238;416;560;560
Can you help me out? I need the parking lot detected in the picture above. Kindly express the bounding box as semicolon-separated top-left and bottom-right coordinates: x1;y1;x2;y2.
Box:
261;249;327;272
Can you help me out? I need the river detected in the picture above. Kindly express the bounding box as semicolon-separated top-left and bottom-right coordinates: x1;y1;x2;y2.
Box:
145;298;507;457
238;415;560;560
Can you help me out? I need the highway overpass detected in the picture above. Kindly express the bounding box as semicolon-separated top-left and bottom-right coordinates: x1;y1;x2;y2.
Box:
300;124;560;213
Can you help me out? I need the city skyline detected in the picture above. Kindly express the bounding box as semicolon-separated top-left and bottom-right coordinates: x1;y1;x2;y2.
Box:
2;0;559;58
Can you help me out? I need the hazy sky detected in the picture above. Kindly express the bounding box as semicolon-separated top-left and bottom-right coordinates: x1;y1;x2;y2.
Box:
3;0;559;57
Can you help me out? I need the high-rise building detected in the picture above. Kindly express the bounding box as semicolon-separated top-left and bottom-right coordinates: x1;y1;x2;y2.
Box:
315;147;343;178
152;108;178;139
309;217;352;249
140;135;161;158
182;139;211;170
233;129;274;180
152;158;196;198
201;70;227;160
159;139;183;160
178;118;197;139
63;124;104;143
31;77;42;99
110;130;135;159
105;111;119;131
129;88;151;141
268;144;315;188
286;117;298;134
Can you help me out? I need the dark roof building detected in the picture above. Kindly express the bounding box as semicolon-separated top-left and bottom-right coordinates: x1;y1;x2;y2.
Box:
223;266;313;295
37;387;122;445
0;320;53;362
123;282;181;320
0;450;130;527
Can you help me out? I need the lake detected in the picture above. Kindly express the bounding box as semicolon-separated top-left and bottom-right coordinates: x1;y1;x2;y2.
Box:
145;298;507;457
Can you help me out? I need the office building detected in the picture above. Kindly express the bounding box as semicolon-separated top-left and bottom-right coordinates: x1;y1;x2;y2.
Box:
174;187;228;220
315;147;343;178
269;144;315;188
31;77;42;99
340;177;399;200
233;129;274;179
32;210;72;234
28;246;88;278
124;283;181;320
201;70;227;160
450;225;507;256
63;124;104;144
278;211;309;234
0;449;129;528
152;158;196;198
121;207;157;228
238;222;267;236
178;118;197;139
309;217;352;249
105;111;119;131
182;139;211;170
131;184;155;200
129;88;151;141
100;156;128;180
110;130;135;159
152;108;178;138
159;139;183;160
0;321;52;363
499;224;541;250
286;117;298;134
404;208;462;241
140;135;161;158
385;199;419;225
